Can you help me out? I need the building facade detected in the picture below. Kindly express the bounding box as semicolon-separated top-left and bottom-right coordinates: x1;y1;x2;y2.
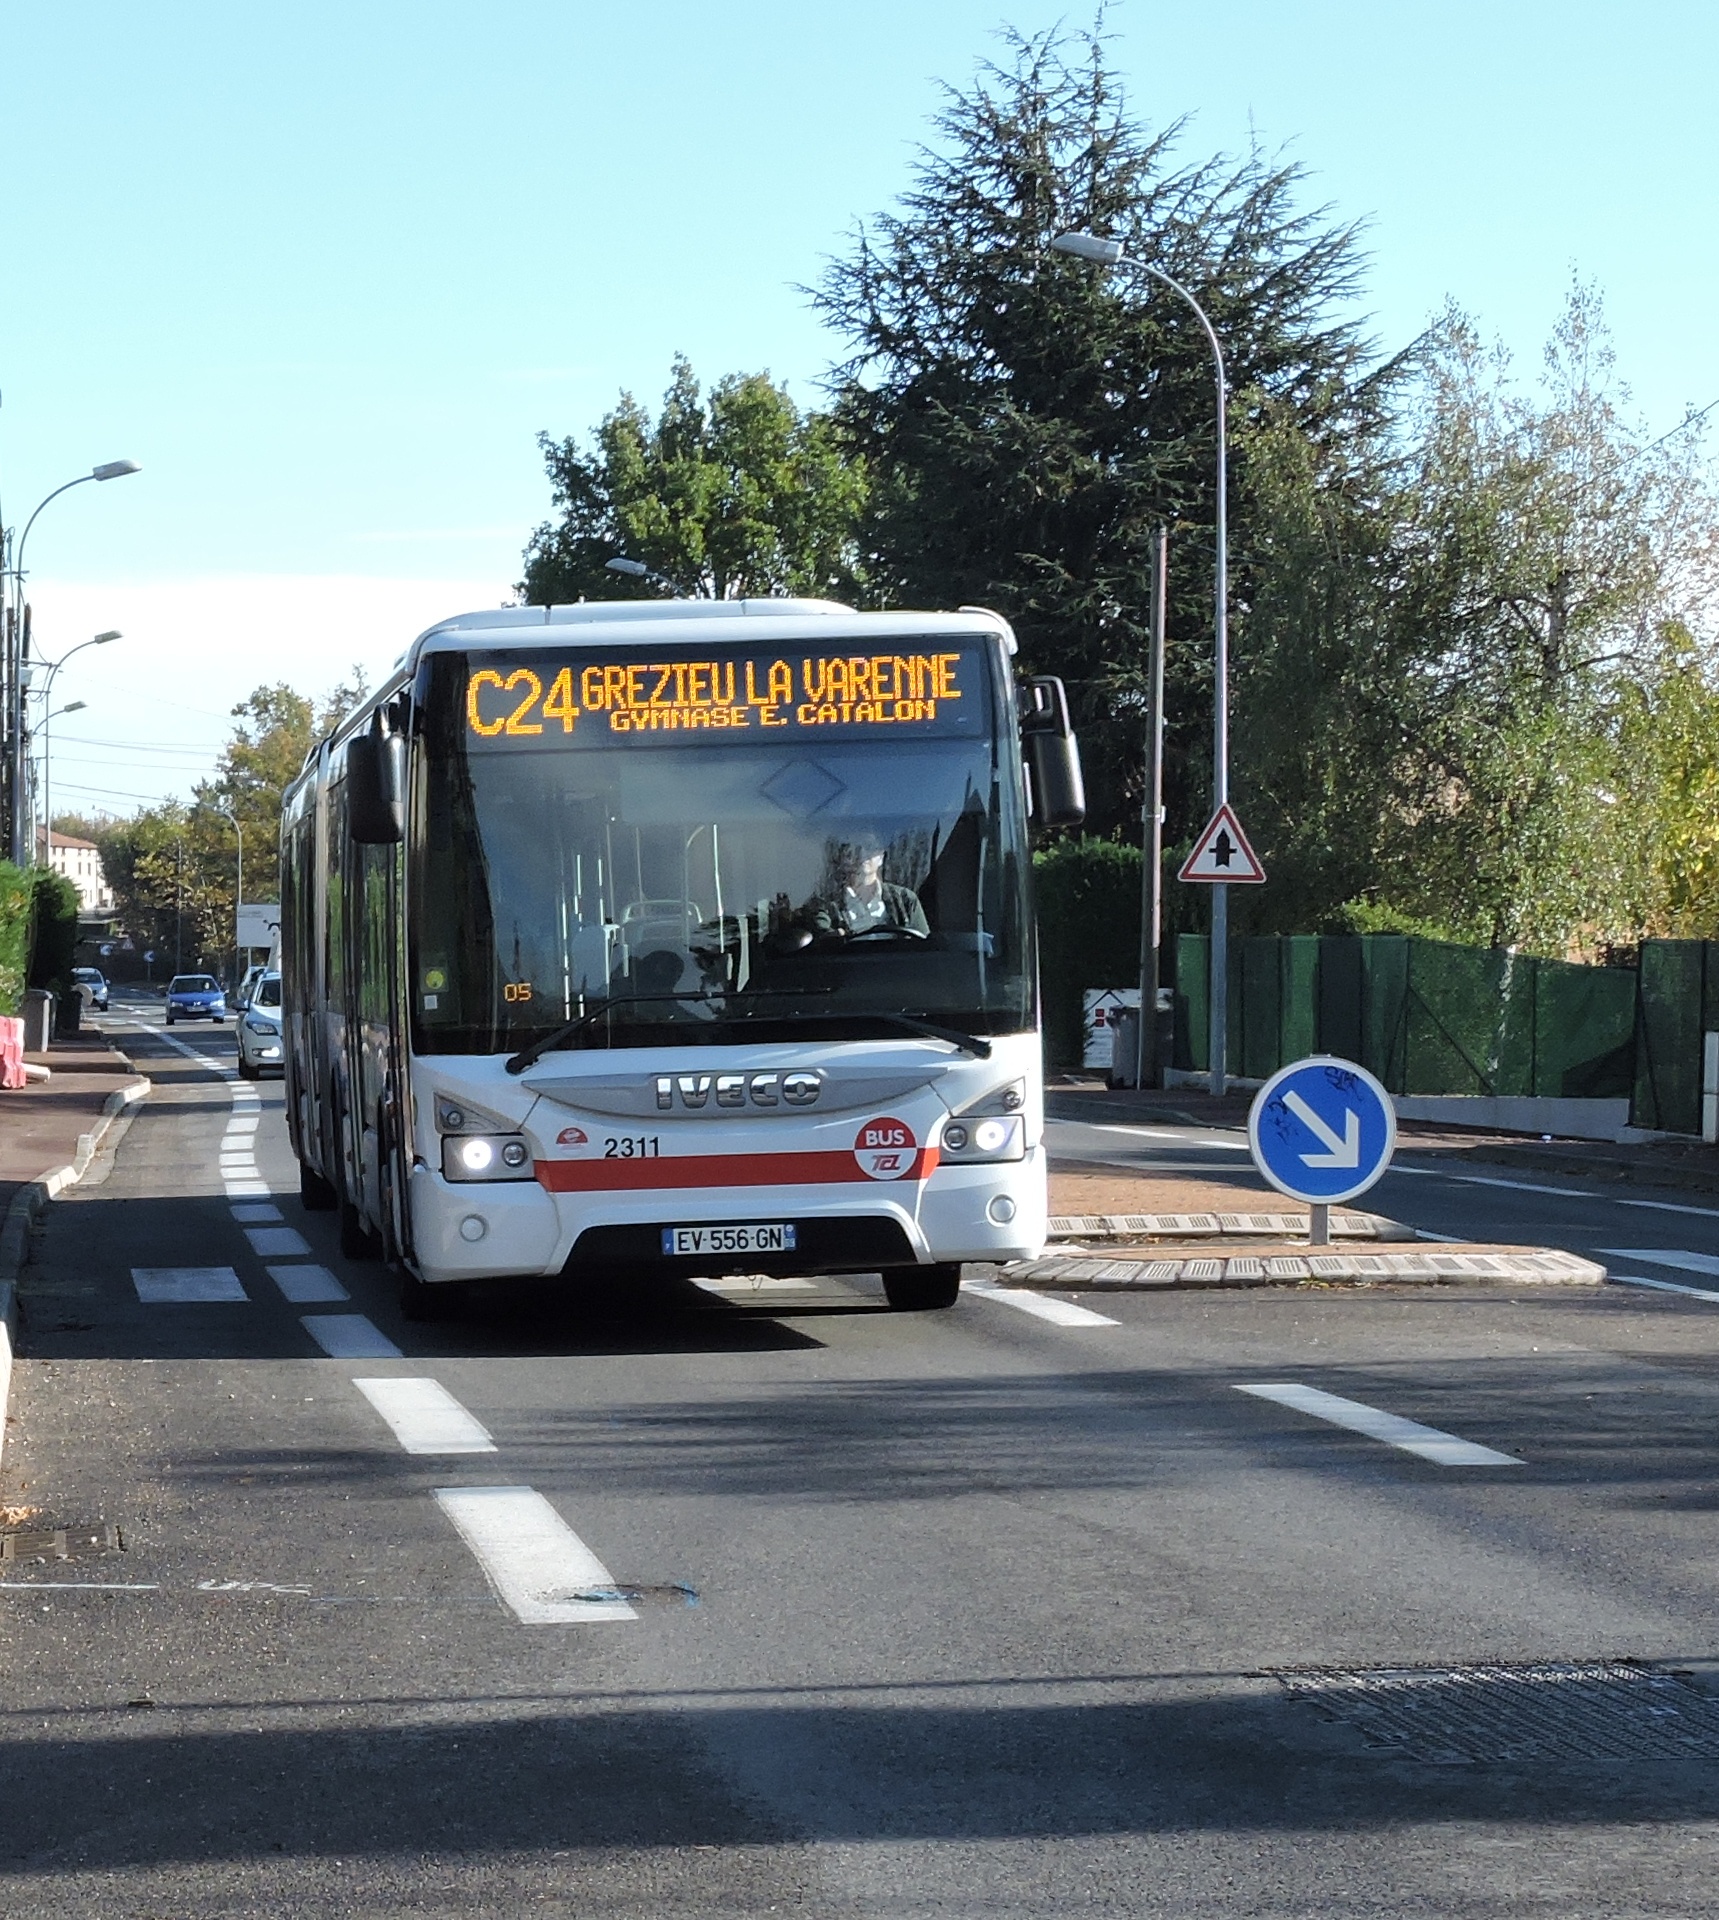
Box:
41;832;114;912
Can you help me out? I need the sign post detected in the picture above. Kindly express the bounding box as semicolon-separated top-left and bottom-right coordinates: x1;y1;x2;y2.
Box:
1247;1056;1396;1245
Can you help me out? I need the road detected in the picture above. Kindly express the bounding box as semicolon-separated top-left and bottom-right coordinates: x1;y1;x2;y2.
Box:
2;995;1717;1916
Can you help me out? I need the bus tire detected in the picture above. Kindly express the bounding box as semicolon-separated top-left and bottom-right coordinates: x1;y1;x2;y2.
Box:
339;1193;380;1261
882;1264;962;1311
399;1268;456;1322
299;1161;338;1211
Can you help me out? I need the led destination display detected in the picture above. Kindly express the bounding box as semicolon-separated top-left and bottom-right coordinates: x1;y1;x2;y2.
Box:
461;643;983;746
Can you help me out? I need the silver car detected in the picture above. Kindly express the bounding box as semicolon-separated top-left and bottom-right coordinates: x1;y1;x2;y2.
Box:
236;971;284;1078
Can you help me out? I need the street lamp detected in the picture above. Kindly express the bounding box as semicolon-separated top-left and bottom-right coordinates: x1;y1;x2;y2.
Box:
30;631;121;865
37;700;86;872
1052;229;1234;1097
213;803;243;991
5;462;141;863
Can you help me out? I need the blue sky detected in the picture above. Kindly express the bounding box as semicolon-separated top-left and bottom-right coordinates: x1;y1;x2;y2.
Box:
5;0;1715;810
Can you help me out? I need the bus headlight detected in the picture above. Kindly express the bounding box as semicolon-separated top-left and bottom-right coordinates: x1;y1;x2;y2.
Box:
441;1133;537;1182
938;1113;1024;1162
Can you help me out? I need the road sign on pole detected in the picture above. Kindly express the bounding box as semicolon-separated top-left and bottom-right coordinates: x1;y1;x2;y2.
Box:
1178;803;1265;884
1248;1056;1396;1207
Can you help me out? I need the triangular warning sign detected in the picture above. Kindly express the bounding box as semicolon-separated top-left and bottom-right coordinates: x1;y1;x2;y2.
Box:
1177;803;1266;884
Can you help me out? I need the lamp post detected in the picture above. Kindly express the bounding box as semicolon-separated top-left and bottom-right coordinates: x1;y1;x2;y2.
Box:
213;804;243;992
31;631;120;864
37;699;87;877
1052;231;1233;1096
5;462;141;863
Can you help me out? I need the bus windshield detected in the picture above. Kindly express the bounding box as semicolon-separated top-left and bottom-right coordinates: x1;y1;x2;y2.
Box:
409;638;1033;1055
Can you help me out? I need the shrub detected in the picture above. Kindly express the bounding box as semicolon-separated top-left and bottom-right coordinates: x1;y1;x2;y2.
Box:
27;868;80;998
1033;838;1144;1071
0;862;31;1015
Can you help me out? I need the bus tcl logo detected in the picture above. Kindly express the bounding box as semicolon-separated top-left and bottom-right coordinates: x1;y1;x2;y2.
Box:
855;1116;916;1181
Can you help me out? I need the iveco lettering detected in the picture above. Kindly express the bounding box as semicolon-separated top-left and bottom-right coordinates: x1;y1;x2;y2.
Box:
279;598;1084;1317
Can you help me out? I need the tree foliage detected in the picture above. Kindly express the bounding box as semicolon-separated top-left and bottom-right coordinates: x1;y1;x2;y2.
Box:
817;22;1389;840
520;358;870;604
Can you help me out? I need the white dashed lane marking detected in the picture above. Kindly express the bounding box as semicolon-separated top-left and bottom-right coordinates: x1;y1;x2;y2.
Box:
301;1314;403;1359
354;1378;497;1454
244;1226;311;1258
1234;1383;1525;1467
433;1486;637;1624
232;1203;283;1224
132;1267;249;1303
266;1263;350;1304
963;1282;1119;1327
1602;1248;1719;1278
1614;1274;1719;1305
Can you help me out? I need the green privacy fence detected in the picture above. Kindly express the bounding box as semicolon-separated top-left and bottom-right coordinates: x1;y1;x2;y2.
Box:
1173;934;1638;1102
1630;940;1719;1133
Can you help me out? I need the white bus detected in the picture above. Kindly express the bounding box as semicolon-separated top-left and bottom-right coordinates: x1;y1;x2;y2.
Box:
280;598;1083;1318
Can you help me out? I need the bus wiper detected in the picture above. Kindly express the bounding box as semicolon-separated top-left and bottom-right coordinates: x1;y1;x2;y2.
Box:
504;988;833;1074
780;1009;993;1059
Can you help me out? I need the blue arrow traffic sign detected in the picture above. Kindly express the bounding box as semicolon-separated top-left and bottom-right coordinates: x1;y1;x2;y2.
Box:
1247;1055;1396;1205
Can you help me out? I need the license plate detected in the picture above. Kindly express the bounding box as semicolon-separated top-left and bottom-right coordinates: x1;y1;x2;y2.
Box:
662;1223;797;1257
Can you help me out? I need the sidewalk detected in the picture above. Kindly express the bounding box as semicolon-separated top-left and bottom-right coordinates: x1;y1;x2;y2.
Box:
0;1030;148;1220
1049;1082;1719;1198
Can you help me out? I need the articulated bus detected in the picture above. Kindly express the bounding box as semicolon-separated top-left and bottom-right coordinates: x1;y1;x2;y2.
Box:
280;598;1083;1318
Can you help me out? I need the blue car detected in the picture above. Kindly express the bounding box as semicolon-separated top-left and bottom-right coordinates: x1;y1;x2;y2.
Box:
165;973;227;1025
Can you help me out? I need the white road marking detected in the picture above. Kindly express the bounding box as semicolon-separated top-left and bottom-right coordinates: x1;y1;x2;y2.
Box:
1235;1383;1524;1466
1089;1125;1252;1150
225;1117;261;1134
132;1266;249;1304
354;1377;497;1453
433;1486;636;1623
964;1282;1119;1327
1601;1248;1719;1278
224;1181;274;1199
231;1202;283;1223
1393;1161;1719;1220
244;1226;310;1257
301;1314;403;1359
1613;1274;1719;1305
266;1263;350;1304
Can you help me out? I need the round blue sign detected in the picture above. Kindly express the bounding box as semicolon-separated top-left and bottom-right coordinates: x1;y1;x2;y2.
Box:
1247;1055;1396;1205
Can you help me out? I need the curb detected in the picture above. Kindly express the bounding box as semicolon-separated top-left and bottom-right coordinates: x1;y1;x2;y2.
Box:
1048;1209;1413;1243
0;1073;150;1471
1004;1246;1607;1290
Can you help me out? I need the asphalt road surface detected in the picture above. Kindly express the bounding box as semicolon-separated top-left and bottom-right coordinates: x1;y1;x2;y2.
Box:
2;996;1717;1916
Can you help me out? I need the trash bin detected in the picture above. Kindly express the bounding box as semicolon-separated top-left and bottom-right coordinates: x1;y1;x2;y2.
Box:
1106;991;1175;1088
57;989;81;1036
21;988;54;1052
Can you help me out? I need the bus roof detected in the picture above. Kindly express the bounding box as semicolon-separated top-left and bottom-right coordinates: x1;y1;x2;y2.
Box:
406;599;1017;665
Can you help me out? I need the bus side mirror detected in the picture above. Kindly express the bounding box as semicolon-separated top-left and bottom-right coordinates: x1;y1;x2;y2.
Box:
1020;677;1086;829
347;725;405;844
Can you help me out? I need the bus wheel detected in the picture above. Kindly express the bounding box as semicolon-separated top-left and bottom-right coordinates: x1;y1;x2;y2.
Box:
399;1269;456;1322
882;1265;962;1311
339;1193;380;1261
299;1161;338;1211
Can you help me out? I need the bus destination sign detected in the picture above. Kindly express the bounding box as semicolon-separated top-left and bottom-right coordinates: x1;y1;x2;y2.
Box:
462;645;979;745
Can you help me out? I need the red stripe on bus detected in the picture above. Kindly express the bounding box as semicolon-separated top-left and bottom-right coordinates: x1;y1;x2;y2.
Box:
534;1147;940;1192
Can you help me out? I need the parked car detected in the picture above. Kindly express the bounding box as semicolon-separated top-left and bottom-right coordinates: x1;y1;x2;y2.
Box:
236;971;283;1078
70;966;109;1012
165;974;227;1025
235;962;268;1009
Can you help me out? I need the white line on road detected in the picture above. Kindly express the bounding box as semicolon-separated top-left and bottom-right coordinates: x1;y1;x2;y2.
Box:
245;1226;311;1258
354;1377;497;1453
964;1283;1119;1327
1393;1161;1719;1219
1600;1248;1719;1278
1234;1382;1525;1466
266;1263;350;1304
433;1486;636;1623
301;1314;403;1359
231;1203;283;1223
132;1266;249;1303
224;1181;274;1199
1613;1274;1719;1305
1089;1125;1252;1150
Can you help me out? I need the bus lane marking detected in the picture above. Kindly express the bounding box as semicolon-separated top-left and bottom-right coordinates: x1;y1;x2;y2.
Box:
433;1486;637;1623
266;1263;350;1304
353;1378;496;1454
1234;1383;1524;1467
132;1267;249;1304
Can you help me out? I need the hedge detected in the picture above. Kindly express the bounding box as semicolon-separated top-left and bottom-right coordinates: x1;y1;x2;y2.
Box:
1033;838;1145;1071
27;868;80;999
0;862;30;1015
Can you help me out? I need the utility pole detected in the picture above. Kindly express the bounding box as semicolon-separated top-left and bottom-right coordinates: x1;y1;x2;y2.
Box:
1134;525;1169;1090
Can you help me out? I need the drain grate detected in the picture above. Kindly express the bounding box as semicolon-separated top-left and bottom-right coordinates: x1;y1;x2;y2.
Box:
1;1523;124;1566
1277;1662;1719;1763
